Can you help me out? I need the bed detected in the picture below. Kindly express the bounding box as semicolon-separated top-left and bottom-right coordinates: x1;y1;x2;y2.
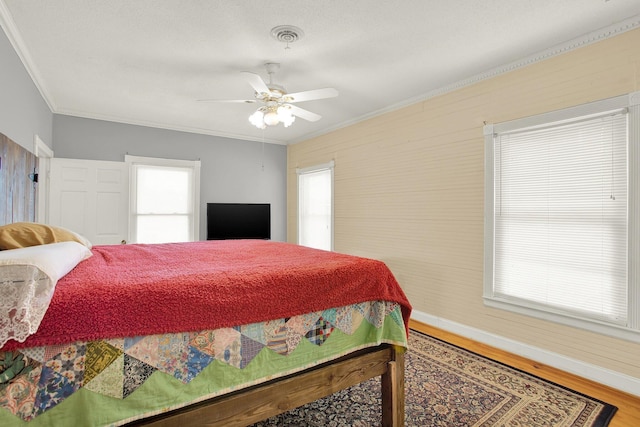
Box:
0;225;411;427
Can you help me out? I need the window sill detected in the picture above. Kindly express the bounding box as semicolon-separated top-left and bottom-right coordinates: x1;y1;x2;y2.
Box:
483;296;640;344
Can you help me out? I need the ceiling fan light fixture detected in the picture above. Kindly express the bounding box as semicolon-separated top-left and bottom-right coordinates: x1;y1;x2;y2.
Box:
249;105;296;129
277;106;295;127
249;109;266;129
263;110;280;126
227;62;336;130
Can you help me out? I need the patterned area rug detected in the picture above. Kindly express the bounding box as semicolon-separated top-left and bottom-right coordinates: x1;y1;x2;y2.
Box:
251;330;617;427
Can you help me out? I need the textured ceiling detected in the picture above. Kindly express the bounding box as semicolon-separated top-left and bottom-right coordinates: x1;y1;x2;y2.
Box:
2;0;640;144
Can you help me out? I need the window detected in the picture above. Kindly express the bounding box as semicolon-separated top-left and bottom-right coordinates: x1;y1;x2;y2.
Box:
126;155;200;244
297;161;334;251
484;92;639;341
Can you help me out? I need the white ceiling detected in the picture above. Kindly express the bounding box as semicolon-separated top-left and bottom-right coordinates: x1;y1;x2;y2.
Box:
2;1;640;145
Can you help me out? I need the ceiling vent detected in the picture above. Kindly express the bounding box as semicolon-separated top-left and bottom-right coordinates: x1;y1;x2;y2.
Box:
270;25;304;46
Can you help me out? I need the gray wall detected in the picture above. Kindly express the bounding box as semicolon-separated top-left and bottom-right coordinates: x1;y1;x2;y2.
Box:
0;26;52;150
1;23;286;241
53;115;287;241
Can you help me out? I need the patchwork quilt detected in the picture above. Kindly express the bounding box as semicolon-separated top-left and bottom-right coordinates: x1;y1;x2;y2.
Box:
0;301;407;426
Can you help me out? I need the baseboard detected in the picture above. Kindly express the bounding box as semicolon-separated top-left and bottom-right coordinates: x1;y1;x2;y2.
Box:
411;310;640;398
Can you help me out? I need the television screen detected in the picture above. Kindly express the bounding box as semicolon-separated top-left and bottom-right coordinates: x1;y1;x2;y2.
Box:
207;203;271;240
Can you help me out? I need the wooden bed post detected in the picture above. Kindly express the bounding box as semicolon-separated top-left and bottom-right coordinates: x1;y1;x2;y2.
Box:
381;345;405;427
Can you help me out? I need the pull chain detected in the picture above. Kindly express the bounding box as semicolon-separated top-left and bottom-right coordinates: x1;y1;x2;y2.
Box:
610;116;615;200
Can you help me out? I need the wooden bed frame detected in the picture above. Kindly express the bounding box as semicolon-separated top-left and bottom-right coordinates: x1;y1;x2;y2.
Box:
129;344;405;427
1;134;407;427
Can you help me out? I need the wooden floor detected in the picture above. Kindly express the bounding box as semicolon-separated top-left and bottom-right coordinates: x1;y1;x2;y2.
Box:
409;320;640;427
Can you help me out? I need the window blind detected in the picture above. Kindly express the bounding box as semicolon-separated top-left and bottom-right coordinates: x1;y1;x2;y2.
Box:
493;112;628;325
297;163;333;251
134;164;194;243
126;155;200;244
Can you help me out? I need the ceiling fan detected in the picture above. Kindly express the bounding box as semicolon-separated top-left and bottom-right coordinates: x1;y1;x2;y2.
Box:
200;63;338;129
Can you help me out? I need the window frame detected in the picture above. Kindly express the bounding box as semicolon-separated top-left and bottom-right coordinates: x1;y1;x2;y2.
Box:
125;155;201;243
483;92;640;342
296;160;335;251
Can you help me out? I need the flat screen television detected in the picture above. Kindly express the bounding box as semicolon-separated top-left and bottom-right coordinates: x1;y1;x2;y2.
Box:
207;203;271;240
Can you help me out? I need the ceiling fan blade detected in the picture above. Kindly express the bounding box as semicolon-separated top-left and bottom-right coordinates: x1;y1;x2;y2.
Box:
283;88;338;103
287;104;322;122
197;99;257;103
240;71;271;96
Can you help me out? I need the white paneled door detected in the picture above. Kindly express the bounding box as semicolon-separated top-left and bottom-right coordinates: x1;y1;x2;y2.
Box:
49;158;128;245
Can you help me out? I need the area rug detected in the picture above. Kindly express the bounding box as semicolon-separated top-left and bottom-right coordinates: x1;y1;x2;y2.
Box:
251;330;617;427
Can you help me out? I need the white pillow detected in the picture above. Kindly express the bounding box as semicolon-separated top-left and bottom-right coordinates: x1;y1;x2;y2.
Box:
0;241;92;348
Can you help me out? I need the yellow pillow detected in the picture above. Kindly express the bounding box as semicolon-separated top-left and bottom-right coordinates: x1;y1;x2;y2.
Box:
0;222;92;250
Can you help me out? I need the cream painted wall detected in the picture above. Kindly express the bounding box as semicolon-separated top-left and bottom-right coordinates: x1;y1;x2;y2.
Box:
287;29;640;381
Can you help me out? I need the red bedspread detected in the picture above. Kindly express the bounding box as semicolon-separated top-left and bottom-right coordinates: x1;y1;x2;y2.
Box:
2;240;411;350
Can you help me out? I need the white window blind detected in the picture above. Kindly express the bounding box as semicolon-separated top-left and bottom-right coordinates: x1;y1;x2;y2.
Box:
126;156;200;244
494;112;628;324
485;91;640;341
297;162;334;251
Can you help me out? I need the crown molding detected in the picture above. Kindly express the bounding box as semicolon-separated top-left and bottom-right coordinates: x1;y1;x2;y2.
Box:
53;108;288;146
0;0;56;112
418;14;640;103
291;14;640;144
